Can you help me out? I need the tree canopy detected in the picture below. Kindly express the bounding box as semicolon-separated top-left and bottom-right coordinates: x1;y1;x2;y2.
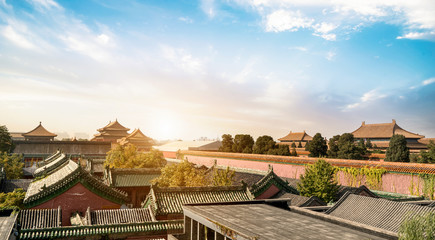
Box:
0;125;14;154
0;188;25;210
306;133;328;157
152;160;208;187
398;212;435;240
0;153;23;179
267;144;291;156
105;144;166;168
219;134;234;152
212;167;235;186
298;159;339;202
418;140;435;164
232;134;254;153
385;134;409;162
253;135;275;154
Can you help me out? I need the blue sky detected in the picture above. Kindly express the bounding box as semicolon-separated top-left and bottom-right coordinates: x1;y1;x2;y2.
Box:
0;0;434;140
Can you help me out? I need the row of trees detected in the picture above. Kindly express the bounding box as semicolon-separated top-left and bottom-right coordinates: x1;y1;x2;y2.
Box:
152;160;235;187
0;125;23;179
220;134;294;156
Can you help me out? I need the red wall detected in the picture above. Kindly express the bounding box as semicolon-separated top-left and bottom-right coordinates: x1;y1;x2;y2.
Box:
163;151;177;159
32;183;121;226
255;184;280;199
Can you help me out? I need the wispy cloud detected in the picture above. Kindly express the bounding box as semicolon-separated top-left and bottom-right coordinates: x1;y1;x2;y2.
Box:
344;89;387;110
265;10;313;32
422;77;435;86
200;0;216;18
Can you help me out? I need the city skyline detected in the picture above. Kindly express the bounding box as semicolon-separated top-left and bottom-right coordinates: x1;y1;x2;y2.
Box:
1;0;434;140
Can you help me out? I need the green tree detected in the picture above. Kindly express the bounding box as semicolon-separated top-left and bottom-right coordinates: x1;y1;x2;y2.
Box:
290;147;297;156
337;133;365;160
267;145;291;156
105;144;166;168
219;134;234;152
298;159;339;202
212;167;235;186
306;133;328;157
385;134;409;162
0;188;25;210
327;135;340;158
297;142;302;148
419;140;435;163
152;160;208;187
0;125;14;153
253;135;275;154
366;139;373;149
232;134;254;153
0;153;23;179
291;142;296;148
398;212;435;240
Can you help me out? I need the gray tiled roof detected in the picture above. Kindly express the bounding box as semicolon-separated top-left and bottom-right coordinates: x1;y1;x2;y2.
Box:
20;208;61;230
105;168;161;187
33;153;68;177
428;201;435;208
273;192;326;207
0;210;17;240
89;208;154;225
183;203;388;239
326;193;435;233
24;160;128;207
335;185;378;201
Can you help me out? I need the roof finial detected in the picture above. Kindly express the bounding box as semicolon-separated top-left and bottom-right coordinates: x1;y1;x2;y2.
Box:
392;119;396;124
362;121;365;126
39;121;42;125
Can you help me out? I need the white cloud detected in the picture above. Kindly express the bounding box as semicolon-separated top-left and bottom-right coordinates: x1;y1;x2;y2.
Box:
265;10;313;32
1;25;36;49
201;0;216;18
233;0;435;40
313;22;337;40
422;77;435;86
290;46;308;51
179;17;193;23
27;0;62;11
160;45;204;74
344;89;387;110
326;51;336;61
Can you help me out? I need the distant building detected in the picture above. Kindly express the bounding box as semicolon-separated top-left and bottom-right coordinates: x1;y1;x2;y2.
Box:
117;128;154;151
278;130;313;148
351;119;426;150
91;119;130;143
155;140;222;158
22;122;57;141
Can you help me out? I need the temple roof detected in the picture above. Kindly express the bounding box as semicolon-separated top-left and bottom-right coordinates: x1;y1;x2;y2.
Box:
24;160;128;208
352;120;424;139
22;122;57;137
142;185;254;216
249;165;299;198
272;192;326;207
104;168;161;187
117;128;153;146
0;179;32;193
278;131;313;142
326;193;435;233
97;119;130;132
33;153;68;177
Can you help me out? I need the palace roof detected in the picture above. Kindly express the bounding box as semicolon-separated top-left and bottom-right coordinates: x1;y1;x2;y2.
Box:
278;131;313;142
22;122;57;137
97;119;130;132
24;160;128;208
104;168;161;188
142;185;254;216
272;192;326;207
326;193;435;233
428;201;435;208
0;210;18;240
84;158;105;175
40;150;62;165
33;153;68;177
0;179;32;193
352;120;424;139
117;128;153;145
335;185;378;201
20;207;61;230
249;165;299;198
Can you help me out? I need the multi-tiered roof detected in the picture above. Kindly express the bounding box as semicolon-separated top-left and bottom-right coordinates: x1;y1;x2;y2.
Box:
117;128;154;151
22;122;57;141
92;119;130;143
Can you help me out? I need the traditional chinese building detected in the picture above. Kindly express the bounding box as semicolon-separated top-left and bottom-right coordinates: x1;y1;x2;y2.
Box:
278;130;313;148
104;167;161;208
91;119;130;143
22;122;57;141
24;158;128;226
351;120;426;150
117;128;154;151
142;185;254;220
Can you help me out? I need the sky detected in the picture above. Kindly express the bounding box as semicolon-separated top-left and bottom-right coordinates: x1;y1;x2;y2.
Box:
0;0;434;141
